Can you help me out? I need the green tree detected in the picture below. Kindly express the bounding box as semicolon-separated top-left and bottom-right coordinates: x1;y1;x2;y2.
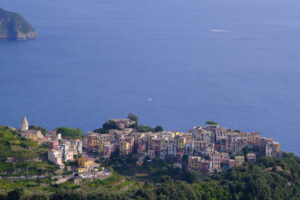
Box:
94;121;119;134
154;126;163;132
7;188;24;200
128;113;139;122
205;121;218;125
57;127;83;139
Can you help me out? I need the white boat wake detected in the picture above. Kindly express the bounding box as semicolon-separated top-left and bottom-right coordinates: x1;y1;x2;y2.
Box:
210;29;230;33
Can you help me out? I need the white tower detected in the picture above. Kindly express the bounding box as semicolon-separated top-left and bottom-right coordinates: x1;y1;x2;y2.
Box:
20;116;29;132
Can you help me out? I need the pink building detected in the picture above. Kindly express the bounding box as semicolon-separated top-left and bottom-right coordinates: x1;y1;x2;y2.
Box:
50;141;58;149
226;159;236;168
137;142;147;154
66;149;74;161
201;161;210;176
246;153;256;161
176;151;184;160
214;143;220;151
210;152;221;172
220;152;229;163
151;138;161;152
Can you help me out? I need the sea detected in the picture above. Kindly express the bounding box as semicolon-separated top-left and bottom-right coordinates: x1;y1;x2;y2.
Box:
0;0;300;155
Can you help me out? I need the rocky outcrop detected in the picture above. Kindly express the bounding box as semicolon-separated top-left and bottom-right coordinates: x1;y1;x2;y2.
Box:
0;8;37;40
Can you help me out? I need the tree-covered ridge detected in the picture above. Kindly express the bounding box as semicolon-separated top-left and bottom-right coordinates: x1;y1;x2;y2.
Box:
96;153;300;200
0;152;299;199
195;153;300;200
0;8;37;40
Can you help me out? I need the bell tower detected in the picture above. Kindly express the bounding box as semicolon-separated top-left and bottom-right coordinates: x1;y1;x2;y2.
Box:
20;116;29;132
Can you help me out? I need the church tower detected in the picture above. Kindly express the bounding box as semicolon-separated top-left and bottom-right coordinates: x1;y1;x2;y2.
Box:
20;116;29;132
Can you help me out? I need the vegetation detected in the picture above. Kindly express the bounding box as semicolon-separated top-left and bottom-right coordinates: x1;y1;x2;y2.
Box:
0;153;299;199
153;125;163;132
104;153;199;183
0;126;57;177
127;113;139;122
0;161;58;176
84;174;123;188
57;127;83;139
205;121;219;125
0;126;47;161
135;125;163;133
93;121;120;134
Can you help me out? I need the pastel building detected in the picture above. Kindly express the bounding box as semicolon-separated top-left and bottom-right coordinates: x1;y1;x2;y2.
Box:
78;157;94;170
235;156;245;166
246;153;256;161
48;149;64;168
188;156;202;171
120;140;130;156
210;152;221;172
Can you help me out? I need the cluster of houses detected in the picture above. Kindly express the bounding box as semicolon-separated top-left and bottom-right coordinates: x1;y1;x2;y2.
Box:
19;116;83;170
47;137;83;169
18;116;281;176
85;118;281;175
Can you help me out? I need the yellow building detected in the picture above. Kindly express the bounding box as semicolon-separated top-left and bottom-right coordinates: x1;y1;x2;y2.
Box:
246;132;260;145
78;157;94;169
235;156;245;166
77;168;86;173
178;137;185;152
120;141;130;155
175;132;183;136
274;142;280;152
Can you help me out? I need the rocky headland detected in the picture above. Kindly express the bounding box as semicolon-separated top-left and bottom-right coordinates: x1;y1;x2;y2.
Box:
0;8;37;40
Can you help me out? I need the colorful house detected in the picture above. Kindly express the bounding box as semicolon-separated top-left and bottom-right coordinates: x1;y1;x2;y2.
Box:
246;153;256;161
78;157;94;169
274;142;280;152
77;168;86;173
188;156;202;171
235;156;245;166
120;141;130;156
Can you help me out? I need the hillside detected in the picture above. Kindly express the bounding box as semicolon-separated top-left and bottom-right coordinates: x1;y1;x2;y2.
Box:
0;150;299;199
0;8;37;40
0;126;57;178
0;126;299;199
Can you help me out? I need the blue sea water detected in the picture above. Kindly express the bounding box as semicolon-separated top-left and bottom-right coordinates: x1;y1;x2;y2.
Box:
0;0;300;155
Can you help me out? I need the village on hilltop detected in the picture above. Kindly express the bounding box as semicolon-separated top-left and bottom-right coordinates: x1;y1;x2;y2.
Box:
13;114;281;183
